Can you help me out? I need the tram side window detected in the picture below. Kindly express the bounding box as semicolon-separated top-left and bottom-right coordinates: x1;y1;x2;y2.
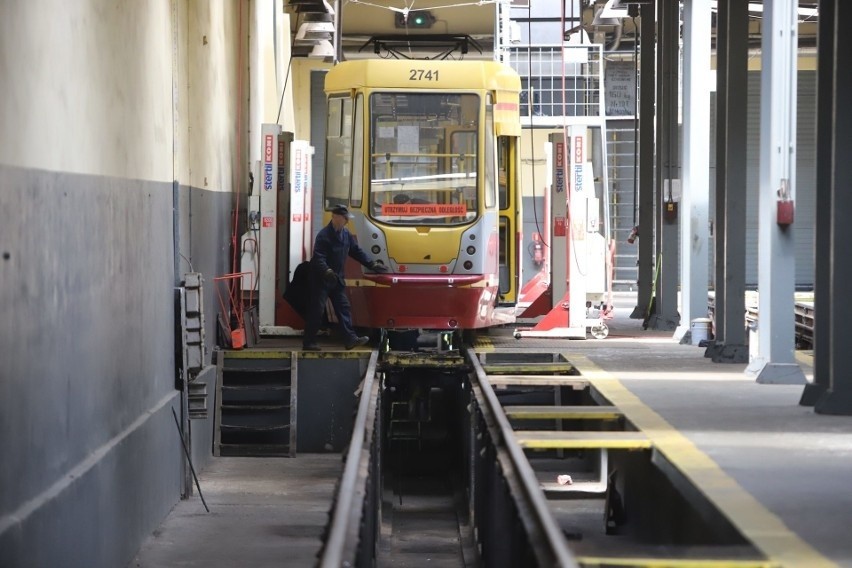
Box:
324;96;353;208
350;94;364;208
498;137;510;210
499;220;510;295
484;97;496;209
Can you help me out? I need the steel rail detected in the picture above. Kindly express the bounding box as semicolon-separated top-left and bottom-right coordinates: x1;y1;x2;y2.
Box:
464;346;579;568
319;349;381;568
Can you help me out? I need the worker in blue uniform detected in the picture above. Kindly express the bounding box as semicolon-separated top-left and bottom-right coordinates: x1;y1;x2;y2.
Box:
303;205;387;351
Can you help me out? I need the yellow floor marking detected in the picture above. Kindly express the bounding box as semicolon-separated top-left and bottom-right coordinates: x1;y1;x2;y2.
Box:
570;353;837;568
794;350;813;367
515;430;652;450
576;557;775;568
505;405;622;420
474;336;494;351
487;377;589;389
223;349;292;359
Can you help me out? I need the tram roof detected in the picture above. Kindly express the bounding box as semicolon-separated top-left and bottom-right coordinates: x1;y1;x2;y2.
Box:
324;59;521;93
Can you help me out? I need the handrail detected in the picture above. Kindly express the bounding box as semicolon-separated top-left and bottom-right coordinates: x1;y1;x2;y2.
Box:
319;350;381;568
464;346;579;568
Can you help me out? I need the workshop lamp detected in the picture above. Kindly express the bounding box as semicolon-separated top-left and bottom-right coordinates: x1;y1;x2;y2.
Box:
395;10;435;29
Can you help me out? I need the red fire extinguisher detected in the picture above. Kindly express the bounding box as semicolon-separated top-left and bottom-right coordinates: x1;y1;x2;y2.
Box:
777;179;794;227
530;232;544;267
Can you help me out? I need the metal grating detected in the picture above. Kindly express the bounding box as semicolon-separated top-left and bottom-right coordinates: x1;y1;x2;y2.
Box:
505;44;605;125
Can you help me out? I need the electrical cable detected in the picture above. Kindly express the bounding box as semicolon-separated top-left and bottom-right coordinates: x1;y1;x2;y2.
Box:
404;1;414;59
235;8;295;302
563;0;586;279
526;6;546;254
179;252;194;273
346;0;497;12
231;0;246;285
276;13;299;125
171;407;210;513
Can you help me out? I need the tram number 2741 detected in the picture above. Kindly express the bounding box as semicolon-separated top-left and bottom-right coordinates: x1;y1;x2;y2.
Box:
409;69;439;81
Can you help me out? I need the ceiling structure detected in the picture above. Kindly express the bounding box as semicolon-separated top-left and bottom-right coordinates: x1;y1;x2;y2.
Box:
285;0;499;60
282;1;821;60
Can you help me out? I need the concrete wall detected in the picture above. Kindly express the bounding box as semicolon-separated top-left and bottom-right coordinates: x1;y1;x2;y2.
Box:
0;1;258;566
174;0;248;474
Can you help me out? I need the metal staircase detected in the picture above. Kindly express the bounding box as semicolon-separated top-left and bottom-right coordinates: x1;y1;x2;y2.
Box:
214;352;297;457
606;124;639;290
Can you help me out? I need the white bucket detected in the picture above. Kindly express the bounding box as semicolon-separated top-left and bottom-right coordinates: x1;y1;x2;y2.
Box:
690;318;712;346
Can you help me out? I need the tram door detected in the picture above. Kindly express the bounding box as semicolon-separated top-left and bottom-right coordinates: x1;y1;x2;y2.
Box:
497;135;520;305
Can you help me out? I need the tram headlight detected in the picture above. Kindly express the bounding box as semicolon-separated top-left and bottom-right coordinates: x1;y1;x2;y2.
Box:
371;245;381;254
463;260;473;270
466;246;476;255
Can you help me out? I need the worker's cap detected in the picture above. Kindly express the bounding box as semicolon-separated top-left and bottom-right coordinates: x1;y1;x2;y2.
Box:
331;205;353;219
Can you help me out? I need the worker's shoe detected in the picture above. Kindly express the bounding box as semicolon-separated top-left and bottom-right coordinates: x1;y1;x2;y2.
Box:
345;336;370;350
302;343;321;352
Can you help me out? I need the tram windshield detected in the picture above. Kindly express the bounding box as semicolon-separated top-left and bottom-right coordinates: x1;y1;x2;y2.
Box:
369;93;480;225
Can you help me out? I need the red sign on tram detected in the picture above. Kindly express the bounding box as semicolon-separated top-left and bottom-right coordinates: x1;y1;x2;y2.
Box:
381;203;467;216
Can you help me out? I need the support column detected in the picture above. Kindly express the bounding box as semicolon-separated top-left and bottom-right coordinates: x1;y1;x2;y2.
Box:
800;0;834;404
709;0;748;363
708;0;728;355
646;0;679;331
631;1;656;320
675;0;711;343
745;0;806;383
815;0;852;414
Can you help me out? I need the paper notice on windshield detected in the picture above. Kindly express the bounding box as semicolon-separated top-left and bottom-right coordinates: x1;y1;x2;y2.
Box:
397;125;420;154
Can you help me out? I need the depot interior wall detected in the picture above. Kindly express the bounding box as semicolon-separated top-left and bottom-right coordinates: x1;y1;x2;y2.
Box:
174;0;248;480
293;58;332;142
174;0;245;314
180;1;243;194
0;1;176;566
0;1;248;566
0;1;173;179
251;0;296;161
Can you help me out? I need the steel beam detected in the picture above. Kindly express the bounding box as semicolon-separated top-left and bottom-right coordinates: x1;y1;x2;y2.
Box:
710;0;748;363
801;0;834;404
710;0;729;356
815;0;852;414
675;0;711;343
646;0;679;331
744;0;806;384
631;1;656;320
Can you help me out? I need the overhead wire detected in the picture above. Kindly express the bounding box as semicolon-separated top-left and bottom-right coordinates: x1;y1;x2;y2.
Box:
405;0;414;59
526;5;546;255
233;3;295;293
564;0;587;278
345;0;498;12
276;13;299;124
231;0;246;280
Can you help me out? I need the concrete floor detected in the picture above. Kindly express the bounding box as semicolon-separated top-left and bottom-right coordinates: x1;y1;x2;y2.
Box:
130;456;341;567
129;293;852;567
504;293;852;567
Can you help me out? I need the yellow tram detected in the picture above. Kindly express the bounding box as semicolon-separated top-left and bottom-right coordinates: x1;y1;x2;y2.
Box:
322;59;522;331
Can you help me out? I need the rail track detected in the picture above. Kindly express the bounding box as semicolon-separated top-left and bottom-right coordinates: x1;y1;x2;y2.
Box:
317;344;773;567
